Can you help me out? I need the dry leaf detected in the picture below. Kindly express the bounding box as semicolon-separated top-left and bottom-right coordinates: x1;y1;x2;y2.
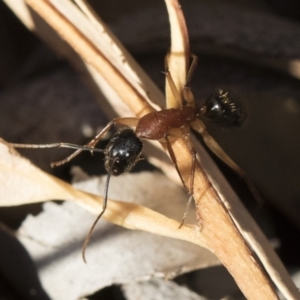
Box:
123;278;206;300
0;140;206;244
18;170;220;299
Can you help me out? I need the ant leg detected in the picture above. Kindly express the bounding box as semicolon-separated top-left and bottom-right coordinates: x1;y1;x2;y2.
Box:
163;134;189;192
165;127;198;226
52;117;139;167
167;126;196;194
183;54;198;108
185;54;198;87
191;119;263;205
178;134;196;228
164;132;199;227
179;195;193;228
186;137;196;197
191;119;243;174
164;69;182;109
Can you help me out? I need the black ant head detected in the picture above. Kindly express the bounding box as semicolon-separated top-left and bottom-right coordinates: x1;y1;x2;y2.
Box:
199;89;245;127
82;128;143;263
104;128;143;176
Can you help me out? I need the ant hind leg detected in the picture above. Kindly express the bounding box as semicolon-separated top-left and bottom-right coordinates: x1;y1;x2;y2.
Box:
191;119;264;205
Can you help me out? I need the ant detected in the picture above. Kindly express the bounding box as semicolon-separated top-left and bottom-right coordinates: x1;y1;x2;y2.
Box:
9;55;259;262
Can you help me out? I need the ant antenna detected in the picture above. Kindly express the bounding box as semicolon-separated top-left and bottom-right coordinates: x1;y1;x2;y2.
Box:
10;128;144;263
11;140;114;263
9;142;105;157
81;160;115;263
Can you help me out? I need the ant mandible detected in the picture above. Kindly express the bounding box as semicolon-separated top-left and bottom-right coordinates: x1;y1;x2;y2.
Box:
9;55;256;262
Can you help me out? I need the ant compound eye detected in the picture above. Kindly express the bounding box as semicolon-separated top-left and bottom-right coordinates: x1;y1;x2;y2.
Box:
104;129;143;176
201;89;244;127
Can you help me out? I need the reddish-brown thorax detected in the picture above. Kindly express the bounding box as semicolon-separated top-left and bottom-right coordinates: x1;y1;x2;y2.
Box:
136;107;195;140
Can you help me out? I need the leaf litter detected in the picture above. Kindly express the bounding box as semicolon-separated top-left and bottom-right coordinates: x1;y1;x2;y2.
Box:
16;166;220;299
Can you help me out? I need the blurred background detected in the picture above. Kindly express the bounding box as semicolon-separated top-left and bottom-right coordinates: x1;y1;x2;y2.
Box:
0;0;300;299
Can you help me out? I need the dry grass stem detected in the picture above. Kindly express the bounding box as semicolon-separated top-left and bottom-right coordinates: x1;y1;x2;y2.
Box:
2;0;299;299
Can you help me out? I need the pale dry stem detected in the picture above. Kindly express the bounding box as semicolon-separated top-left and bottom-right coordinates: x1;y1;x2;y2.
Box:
2;0;299;299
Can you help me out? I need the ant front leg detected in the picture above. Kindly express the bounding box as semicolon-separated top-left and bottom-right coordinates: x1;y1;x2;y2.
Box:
52;117;139;166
